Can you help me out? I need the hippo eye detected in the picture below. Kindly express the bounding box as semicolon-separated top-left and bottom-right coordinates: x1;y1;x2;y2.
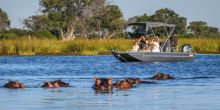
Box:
96;79;101;83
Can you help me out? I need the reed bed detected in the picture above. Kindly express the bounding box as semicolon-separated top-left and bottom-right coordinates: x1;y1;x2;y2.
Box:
177;38;220;53
0;38;219;55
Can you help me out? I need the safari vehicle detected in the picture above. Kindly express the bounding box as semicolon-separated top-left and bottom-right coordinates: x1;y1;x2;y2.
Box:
112;22;194;62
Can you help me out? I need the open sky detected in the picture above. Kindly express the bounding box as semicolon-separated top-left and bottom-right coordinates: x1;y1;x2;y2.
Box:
0;0;219;29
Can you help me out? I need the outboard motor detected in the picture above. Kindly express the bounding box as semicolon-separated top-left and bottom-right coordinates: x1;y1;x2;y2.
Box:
181;44;192;53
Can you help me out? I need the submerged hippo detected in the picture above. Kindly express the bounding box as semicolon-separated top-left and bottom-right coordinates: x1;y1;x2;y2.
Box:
125;77;157;84
41;80;69;88
152;73;174;80
113;80;133;90
3;80;25;89
92;76;113;91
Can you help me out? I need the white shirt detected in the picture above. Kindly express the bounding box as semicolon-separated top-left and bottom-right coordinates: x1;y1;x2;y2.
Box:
152;42;160;52
131;45;139;52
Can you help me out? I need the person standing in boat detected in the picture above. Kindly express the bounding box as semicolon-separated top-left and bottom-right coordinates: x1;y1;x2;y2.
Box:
151;36;160;52
131;41;139;52
169;34;178;52
138;36;146;50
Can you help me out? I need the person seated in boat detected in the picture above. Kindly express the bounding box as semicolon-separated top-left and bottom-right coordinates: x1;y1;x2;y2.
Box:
131;41;139;52
151;36;160;52
138;36;146;50
169;34;178;52
143;38;151;52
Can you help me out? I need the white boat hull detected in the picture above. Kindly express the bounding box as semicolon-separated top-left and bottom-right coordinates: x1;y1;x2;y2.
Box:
112;51;194;62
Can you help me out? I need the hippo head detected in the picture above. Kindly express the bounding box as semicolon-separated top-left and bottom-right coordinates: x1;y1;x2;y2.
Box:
121;80;133;89
19;82;25;88
126;78;141;84
52;81;60;88
53;80;69;87
152;73;174;80
42;81;53;88
114;80;133;90
3;80;25;88
94;77;102;87
93;76;113;91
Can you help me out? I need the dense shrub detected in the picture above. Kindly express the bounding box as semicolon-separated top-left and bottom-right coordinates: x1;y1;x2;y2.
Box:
0;32;17;39
9;28;28;37
33;30;55;38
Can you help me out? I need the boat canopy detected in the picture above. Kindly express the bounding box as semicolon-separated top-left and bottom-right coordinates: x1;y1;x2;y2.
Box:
127;22;175;32
127;22;175;27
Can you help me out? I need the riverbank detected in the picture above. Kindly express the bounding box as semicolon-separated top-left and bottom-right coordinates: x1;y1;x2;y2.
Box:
0;38;219;56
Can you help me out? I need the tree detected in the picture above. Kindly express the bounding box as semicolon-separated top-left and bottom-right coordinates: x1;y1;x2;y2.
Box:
97;5;125;39
188;21;219;36
127;8;187;37
188;21;208;36
0;8;10;31
208;27;219;35
127;13;149;23
149;8;187;34
23;15;49;31
24;0;124;40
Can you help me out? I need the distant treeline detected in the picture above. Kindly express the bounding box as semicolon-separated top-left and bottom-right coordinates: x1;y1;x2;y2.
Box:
0;0;219;40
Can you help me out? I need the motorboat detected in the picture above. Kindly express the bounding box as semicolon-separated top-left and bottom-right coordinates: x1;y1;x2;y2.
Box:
112;22;195;62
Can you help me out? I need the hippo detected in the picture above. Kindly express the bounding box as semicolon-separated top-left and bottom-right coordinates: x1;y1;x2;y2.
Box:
113;80;133;90
3;80;25;89
92;76;113;92
152;73;174;80
41;80;69;88
125;77;157;84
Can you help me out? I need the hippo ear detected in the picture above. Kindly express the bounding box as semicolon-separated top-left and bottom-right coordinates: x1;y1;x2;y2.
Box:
93;76;97;81
117;80;120;84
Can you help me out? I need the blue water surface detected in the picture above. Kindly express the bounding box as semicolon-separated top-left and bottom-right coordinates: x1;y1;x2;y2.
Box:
0;54;219;110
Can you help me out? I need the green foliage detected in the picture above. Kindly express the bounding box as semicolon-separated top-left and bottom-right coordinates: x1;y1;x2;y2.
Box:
188;21;219;37
24;0;124;39
0;8;10;31
0;32;17;39
33;30;55;38
127;8;187;38
23;15;49;31
9;28;28;37
127;13;149;23
149;8;187;34
137;13;149;22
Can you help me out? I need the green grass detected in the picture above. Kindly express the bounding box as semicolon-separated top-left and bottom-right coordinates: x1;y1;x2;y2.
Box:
178;38;220;53
0;38;219;56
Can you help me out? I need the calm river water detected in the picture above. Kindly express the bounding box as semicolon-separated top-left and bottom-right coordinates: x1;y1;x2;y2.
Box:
0;54;220;110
